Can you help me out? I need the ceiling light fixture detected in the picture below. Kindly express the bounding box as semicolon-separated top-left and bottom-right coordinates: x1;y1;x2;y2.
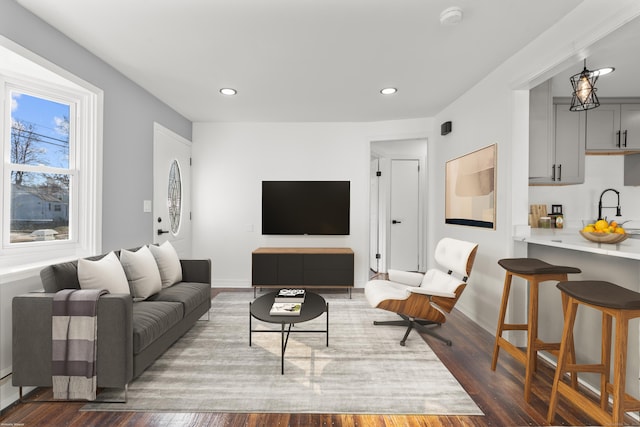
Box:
569;59;614;111
219;88;237;96
440;6;463;25
380;87;397;95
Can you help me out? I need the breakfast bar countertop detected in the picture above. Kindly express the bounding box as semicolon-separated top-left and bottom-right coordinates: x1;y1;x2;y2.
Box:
514;228;640;261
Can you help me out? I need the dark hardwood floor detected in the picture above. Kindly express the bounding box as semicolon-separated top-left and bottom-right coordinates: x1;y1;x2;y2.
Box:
1;288;638;426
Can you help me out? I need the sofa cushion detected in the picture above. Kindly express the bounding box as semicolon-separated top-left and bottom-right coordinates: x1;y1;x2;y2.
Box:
148;241;183;288
132;301;184;354
120;246;162;301
78;251;130;294
40;254;109;293
147;282;211;315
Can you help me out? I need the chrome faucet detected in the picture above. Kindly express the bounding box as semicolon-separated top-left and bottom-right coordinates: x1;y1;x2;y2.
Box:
598;188;621;220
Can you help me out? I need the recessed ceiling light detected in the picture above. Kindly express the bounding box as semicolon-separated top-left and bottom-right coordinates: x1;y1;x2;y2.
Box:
220;88;237;96
593;67;615;77
380;87;397;95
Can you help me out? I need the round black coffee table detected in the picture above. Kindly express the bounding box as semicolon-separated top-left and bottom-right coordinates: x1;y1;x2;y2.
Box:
250;291;329;374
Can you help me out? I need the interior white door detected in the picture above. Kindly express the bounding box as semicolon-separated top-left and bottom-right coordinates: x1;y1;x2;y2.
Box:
389;159;419;271
153;123;192;258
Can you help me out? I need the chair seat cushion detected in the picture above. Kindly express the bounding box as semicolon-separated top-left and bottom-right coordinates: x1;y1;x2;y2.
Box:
498;258;581;275
365;279;411;308
557;280;640;310
132;301;184;354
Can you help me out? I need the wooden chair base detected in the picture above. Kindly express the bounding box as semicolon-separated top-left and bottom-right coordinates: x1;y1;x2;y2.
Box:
492;259;579;403
548;281;640;426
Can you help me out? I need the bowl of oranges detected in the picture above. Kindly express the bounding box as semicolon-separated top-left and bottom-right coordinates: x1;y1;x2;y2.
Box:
580;219;628;244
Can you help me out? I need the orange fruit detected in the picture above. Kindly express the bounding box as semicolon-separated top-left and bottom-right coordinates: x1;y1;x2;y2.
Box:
615;227;626;234
595;219;609;231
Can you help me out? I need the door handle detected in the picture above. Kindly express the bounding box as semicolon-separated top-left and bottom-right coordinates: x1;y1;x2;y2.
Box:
616;130;621;147
157;229;170;235
392;220;402;224
623;130;628;147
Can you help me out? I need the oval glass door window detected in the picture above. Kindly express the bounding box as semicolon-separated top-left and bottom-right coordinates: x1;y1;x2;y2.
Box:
168;160;182;234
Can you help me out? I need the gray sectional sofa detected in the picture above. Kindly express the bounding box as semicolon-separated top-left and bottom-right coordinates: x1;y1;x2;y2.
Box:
12;248;211;396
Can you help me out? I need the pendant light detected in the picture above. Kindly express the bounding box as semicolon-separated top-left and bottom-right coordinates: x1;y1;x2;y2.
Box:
569;59;614;111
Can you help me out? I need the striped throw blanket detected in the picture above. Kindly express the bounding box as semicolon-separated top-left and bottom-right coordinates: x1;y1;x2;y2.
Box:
52;289;108;400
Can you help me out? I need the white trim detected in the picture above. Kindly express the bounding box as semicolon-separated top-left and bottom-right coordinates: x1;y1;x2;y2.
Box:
154;122;192;148
0;36;103;272
3;80;80;247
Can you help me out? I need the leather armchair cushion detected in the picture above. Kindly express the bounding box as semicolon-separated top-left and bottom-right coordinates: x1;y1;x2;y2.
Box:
387;269;423;287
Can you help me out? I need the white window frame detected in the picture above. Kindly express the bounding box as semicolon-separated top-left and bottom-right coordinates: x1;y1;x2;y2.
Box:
4;81;79;244
0;38;102;275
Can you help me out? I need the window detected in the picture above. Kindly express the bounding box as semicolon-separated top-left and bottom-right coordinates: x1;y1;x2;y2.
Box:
168;160;182;235
0;39;102;271
7;90;73;244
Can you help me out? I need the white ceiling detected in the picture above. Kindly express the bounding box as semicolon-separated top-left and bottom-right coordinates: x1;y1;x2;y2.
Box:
16;0;587;123
550;14;640;99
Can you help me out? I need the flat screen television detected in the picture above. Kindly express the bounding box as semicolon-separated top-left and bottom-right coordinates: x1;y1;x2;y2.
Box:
262;181;350;235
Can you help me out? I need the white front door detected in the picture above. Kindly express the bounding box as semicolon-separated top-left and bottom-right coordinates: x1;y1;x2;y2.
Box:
389;159;420;271
153;123;192;258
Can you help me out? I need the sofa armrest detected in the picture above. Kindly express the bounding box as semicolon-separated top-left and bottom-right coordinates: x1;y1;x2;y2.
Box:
180;259;211;284
12;293;133;389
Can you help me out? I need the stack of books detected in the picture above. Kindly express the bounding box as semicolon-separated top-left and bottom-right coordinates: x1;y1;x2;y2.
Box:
270;289;306;316
274;289;306;303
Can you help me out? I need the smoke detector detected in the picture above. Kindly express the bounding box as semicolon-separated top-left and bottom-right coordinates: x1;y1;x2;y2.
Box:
440;6;463;25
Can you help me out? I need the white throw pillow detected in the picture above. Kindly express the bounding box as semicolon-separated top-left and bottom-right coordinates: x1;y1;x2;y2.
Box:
148;241;182;288
78;251;130;294
120;246;162;301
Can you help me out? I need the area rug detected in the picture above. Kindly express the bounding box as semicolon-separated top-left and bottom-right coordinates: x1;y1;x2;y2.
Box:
82;292;483;415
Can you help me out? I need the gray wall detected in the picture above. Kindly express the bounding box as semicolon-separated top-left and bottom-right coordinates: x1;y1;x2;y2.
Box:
1;0;193;251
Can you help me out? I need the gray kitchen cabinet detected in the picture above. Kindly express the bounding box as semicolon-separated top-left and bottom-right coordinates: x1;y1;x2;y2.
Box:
529;81;554;184
552;105;585;184
529;85;585;185
585;103;640;152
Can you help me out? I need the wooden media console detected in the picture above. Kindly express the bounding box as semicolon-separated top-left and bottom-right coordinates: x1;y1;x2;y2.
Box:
252;247;354;297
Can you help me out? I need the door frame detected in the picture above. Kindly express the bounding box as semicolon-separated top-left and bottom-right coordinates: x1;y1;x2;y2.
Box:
153;122;192;257
369;156;382;273
370;138;427;274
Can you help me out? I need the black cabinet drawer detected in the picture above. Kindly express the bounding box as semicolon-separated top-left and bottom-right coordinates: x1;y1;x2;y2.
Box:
277;254;304;285
304;269;353;285
252;254;279;285
304;254;353;270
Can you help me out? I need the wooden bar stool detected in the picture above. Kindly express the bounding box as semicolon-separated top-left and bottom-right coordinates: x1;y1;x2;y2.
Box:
492;258;581;402
548;280;640;426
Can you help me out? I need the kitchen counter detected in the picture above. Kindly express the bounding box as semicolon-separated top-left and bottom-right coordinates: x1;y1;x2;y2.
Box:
514;227;640;401
515;228;640;260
